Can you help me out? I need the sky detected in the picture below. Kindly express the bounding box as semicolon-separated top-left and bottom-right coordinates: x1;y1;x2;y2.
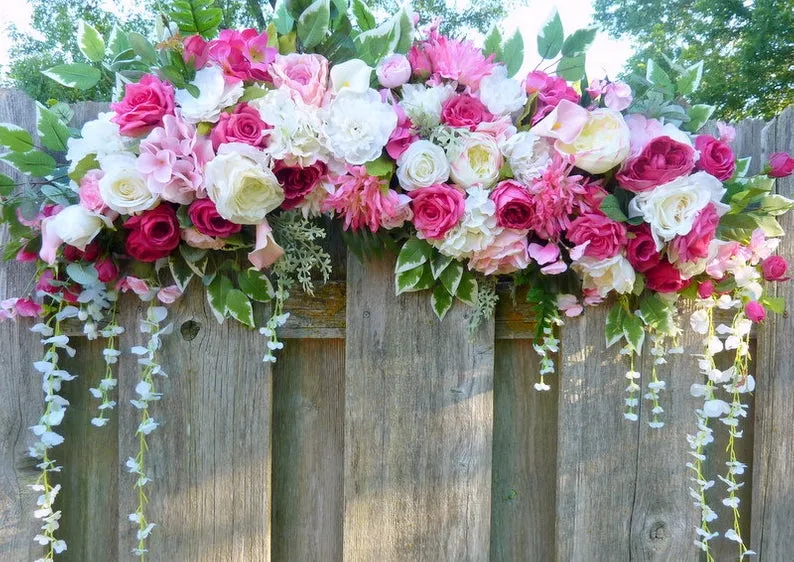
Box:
0;0;634;81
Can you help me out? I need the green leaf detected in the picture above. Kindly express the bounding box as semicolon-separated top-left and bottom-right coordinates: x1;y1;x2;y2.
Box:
556;54;586;82
412;264;435;291
169;252;194;292
483;25;502;59
68;154;99;183
537;8;564;59
354;10;402;64
77;20;105;62
395;264;425;295
431;284;454;320
128;32;158;65
240;85;268;102
297;0;331;49
733;157;751;179
761;194;794;216
439;260;463;296
225;289;255;327
456;270;478;307
639;293;674;335
0;173;14;196
2;150;56;177
561;27;596;57
274;2;295;34
286;0;314;20
36;103;70;152
351;0;376;31
502;30;524;77
393;9;413;55
623;312;645;353
395;237;432;273
430;252;454;280
66;263;98;286
238;268;275;302
761;295;786;314
756;215;785;237
645;59;674;96
682;104;715;133
365;155;394;178
207;274;233;323
605;303;626;348
42;63;101;90
599;194;628;222
170;0;223;39
106;24;131;57
676;60;703;96
0;124;34;152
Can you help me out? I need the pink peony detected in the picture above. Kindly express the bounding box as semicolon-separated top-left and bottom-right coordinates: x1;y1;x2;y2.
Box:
409;184;465;240
567;213;627;260
408;30;495;91
525;70;580;125
768;152;794;178
78;169;106;213
490;180;534;230
208;29;277;82
694;135;735;180
210;103;270;150
761;255;789;281
111;74;175;137
376;54;412;89
386;104;418;159
616;136;696;192
468;229;530;275
745;300;766;323
669;203;719;263
183;35;210;69
441;94;493;130
270;53;329;106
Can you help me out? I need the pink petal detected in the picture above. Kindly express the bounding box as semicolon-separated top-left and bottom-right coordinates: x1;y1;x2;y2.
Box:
540;260;568;275
528;242;560;265
248;220;285;270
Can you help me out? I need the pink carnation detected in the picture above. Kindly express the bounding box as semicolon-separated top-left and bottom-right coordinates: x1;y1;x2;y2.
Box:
525;70;580;125
669;203;719;263
270;53;329;106
78;169;106;213
208;29;277;82
111;74;175;137
468;229;530;275
522;155;588;240
323;166;412;232
408;30;495;91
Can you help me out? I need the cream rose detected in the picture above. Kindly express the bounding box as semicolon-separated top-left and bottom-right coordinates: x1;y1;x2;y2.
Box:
500;131;552;185
396;140;450;191
572;254;636;297
447;132;503;189
555;108;631;174
204;143;284;224
99;154;158;215
628;171;728;250
39;205;112;265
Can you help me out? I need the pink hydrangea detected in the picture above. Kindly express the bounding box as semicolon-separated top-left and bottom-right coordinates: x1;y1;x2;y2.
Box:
323;166;412;232
137;114;214;204
270;53;329;106
522;155;588;240
408;30;496;91
208;29;277;82
525;70;580;125
468;229;530;275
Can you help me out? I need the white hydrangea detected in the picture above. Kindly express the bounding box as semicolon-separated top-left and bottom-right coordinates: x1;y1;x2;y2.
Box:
500;131;552;185
323;89;397;165
175;65;244;123
478;65;527;116
435;186;500;259
66;112;127;171
399;83;455;130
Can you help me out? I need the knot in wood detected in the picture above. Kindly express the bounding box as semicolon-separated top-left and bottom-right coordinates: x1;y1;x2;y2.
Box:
649;521;668;542
363;310;370;318
180;319;201;341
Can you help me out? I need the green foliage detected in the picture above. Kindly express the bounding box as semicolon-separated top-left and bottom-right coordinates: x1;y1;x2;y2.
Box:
170;0;224;38
370;0;527;36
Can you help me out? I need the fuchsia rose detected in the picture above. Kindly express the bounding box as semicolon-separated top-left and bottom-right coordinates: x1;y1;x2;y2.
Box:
183;35;210;69
669;203;719;263
270;53;329;106
376;54;412;89
469;229;531;275
745;301;766;323
490;180;534;230
768;152;794;178
63;241;100;263
111;74;175;137
188;199;242;238
525;70;580;124
761;255;789;281
95;257;119;283
208;29;277;82
616;136;696;192
274;161;327;210
567;213;627;260
124;205;181;262
644;259;692;293
625;224;661;273
386;104;418;159
698;280;715;299
210;103;270;150
440;94;493;130
78;170;106;212
695;135;736;180
409;184;465;240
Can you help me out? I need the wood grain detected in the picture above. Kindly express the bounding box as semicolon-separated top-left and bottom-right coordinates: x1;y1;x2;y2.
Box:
343;255;495;562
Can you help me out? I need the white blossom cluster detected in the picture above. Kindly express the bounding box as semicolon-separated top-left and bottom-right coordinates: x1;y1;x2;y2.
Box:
260;283;290;363
532;313;563;391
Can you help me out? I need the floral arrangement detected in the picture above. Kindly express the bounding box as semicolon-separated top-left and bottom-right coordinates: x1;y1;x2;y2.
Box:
1;1;793;560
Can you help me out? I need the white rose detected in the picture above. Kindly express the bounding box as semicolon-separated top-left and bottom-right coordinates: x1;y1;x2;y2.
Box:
66;112;127;171
330;59;372;93
447;132;503;189
555;108;630;174
175;66;244;124
99;154;158;214
399;83;455;129
40;205;112;265
478;66;527;116
253;88;327;166
573;254;636;297
205;143;284;224
436;186;500;259
396;140;450;191
500;131;552;184
323;89;397;165
628;171;727;249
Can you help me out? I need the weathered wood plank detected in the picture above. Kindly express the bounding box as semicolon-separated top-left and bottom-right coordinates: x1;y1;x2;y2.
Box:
752;108;794;560
272;339;345;561
343;255;495;561
117;287;273;560
490;340;556;561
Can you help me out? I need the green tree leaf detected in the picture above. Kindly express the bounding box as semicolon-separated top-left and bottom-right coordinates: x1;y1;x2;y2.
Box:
207;274;233;323
502;30;524;77
297;0;331;49
561;27;597;57
623;312;645;353
439;260;464;296
169;252;195;292
351;0;376;31
456;270;478;307
0;124;34;152
225;289;255;328
556;54;586;81
537;8;564;59
0;173;15;196
431;284;454;320
170;0;223;39
106;23;131;58
128;32;158;66
605;303;626;348
430;252;454;280
2;150;57;177
36;102;70;152
683;104;716;132
676;60;703;95
77;20;106;62
395;264;426;295
639;293;674;335
483;25;503;59
42;63;102;90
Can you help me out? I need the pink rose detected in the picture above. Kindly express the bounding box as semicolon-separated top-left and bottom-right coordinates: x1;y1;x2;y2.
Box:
208;29;277;82
626;224;661;273
376;54;412;89
761;255;789;281
567;213;627;260
188;199;242;238
210;103;270;150
645;260;691;293
695;135;735;180
490;180;534;230
745;301;766;323
111;74;175;137
183;35;210;69
386;104;418;159
616;136;695;192
441;94;493;130
95;257;119;283
78;169;106;212
669;203;719;263
468;229;530;275
270;53;329;106
409;184;465;240
768;152;794;178
603;81;632;111
525;70;580;125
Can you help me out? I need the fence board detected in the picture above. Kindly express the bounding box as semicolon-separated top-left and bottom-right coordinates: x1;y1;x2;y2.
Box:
752;107;794;560
343;255;495;561
272;339;345;561
490;340;556;561
117;288;273;561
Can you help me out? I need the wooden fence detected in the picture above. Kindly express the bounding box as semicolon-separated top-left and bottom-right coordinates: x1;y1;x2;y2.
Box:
0;88;792;561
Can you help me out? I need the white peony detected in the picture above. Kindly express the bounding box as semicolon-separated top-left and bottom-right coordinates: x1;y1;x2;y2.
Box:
572;254;636;297
66;112;127;171
447;132;503;189
40;205;112;264
478;66;527;116
329;59;372;93
399;83;455;130
323;89;397;165
175;66;244;123
396;140;450;191
205;143;283;224
253;88;327;166
99;154;158;215
555;108;631;174
436;186;500;259
500;131;552;185
628;171;728;250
